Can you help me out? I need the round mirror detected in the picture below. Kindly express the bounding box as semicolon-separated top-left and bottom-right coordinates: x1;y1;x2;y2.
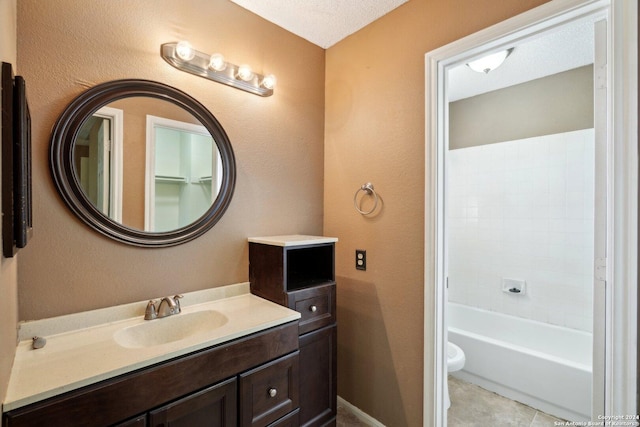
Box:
50;79;236;247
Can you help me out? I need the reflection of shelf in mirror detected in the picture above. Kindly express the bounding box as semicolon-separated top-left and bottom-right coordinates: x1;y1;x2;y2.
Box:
155;175;187;184
197;176;212;184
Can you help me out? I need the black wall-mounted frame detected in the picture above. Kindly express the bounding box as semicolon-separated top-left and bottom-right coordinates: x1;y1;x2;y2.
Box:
2;62;33;258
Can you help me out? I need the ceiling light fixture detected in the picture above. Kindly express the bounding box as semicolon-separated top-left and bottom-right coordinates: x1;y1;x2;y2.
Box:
467;48;514;74
161;42;275;97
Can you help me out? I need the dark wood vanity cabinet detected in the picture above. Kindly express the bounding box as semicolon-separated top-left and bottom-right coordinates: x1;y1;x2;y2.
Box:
3;322;299;427
148;377;237;427
249;237;337;427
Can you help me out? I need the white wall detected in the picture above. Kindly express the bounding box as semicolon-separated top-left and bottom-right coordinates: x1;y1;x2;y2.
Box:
447;129;595;332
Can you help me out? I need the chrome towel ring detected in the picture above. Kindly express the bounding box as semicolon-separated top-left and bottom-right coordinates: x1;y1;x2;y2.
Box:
353;182;379;215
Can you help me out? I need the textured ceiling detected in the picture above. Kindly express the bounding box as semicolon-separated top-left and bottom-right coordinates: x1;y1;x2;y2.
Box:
230;0;409;48
230;0;594;99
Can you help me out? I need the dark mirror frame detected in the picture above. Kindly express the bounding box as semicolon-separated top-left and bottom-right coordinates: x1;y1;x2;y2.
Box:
50;79;236;247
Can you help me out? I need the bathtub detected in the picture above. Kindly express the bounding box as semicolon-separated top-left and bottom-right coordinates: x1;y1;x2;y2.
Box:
447;302;592;422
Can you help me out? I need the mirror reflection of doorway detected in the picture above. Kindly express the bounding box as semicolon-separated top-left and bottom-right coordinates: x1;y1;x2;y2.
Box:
74;106;123;222
145;115;222;232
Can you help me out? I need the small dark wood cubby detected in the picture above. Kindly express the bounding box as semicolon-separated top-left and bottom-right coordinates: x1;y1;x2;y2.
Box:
249;235;338;427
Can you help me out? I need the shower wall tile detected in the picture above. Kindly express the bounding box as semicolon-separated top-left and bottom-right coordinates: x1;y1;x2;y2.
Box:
447;129;595;332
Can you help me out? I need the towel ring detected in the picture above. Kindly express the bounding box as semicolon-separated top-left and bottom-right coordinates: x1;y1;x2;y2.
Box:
353;182;379;215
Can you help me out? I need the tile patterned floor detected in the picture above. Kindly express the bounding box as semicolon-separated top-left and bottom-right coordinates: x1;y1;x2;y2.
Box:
448;376;566;426
336;377;567;426
337;402;370;426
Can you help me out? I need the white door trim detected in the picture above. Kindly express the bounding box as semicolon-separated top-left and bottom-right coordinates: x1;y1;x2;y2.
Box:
423;0;637;425
593;16;608;420
93;106;123;222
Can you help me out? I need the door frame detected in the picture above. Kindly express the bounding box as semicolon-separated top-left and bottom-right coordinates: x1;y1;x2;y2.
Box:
93;106;123;222
423;0;638;425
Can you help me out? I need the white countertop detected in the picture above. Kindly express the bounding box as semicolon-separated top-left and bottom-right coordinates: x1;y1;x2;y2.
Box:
3;283;300;412
248;234;338;247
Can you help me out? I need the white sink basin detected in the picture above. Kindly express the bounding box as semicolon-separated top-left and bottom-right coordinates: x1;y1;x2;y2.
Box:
114;310;229;349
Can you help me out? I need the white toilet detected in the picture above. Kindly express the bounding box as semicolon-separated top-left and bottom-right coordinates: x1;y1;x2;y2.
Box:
445;341;466;409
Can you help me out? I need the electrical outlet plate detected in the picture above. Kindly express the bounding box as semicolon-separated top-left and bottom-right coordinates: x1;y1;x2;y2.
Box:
356;249;366;270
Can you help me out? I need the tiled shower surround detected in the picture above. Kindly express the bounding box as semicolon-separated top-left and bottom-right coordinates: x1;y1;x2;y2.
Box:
447;129;595;332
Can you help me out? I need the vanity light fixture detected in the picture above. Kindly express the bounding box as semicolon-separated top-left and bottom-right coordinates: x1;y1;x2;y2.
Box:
236;64;254;82
175;41;196;61
161;42;275;97
467;48;514;74
208;53;226;72
261;74;277;90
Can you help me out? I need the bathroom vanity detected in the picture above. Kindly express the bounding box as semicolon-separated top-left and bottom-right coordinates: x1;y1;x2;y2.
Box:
249;235;337;427
2;285;301;427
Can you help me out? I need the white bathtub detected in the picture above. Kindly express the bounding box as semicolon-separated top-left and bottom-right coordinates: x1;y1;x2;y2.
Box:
447;302;592;422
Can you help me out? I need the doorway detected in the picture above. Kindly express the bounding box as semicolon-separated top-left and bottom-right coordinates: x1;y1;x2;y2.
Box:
423;1;637;426
144;115;222;232
74;106;123;222
446;18;598;424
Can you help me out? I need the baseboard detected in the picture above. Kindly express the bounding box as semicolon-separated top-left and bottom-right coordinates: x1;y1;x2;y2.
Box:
337;396;386;427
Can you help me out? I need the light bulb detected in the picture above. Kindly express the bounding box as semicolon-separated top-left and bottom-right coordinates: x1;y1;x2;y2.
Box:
175;41;195;61
261;74;277;90
209;53;226;71
236;64;254;82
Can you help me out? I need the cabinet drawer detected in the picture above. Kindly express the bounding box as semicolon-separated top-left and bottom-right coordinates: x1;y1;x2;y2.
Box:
287;284;335;335
114;414;147;427
239;352;299;427
267;408;300;427
149;377;237;427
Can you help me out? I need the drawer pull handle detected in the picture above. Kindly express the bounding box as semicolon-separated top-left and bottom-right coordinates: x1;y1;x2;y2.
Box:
310;305;318;313
268;388;277;398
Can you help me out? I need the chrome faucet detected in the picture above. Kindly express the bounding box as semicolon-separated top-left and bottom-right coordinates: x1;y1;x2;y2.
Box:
144;294;183;320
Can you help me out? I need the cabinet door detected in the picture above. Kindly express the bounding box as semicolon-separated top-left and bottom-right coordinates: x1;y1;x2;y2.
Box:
299;325;337;427
149;377;237;427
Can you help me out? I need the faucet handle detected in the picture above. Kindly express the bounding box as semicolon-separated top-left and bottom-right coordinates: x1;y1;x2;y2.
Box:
173;294;184;313
144;300;157;320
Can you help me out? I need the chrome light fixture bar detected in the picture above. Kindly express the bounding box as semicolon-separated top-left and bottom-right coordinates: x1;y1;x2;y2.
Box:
161;42;275;97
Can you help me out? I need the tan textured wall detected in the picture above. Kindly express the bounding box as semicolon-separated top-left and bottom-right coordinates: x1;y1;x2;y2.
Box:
324;0;549;425
17;0;325;320
0;0;18;404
